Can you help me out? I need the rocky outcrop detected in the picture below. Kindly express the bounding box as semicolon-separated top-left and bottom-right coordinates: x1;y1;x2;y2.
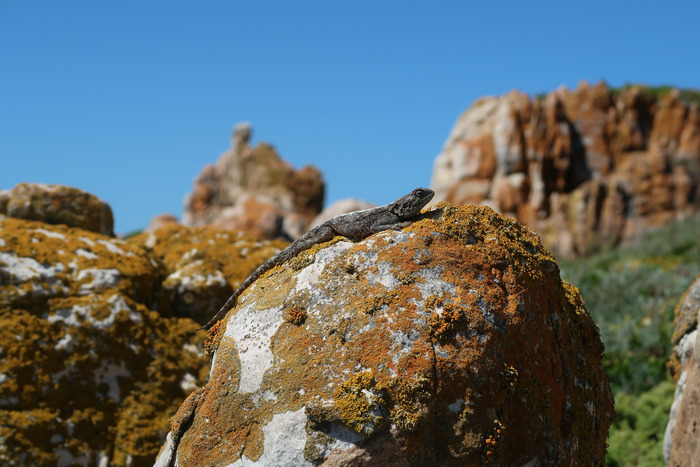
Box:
183;123;325;241
155;203;614;466
432;82;700;258
664;274;700;466
0;183;115;236
0;217;208;466
130;225;287;325
0;185;290;466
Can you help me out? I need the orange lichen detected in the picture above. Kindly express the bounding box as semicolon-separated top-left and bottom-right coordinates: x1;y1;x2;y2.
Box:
0;218;211;467
284;305;307;325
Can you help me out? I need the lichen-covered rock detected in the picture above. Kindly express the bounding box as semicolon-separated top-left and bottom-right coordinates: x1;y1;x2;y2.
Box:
155;203;614;466
664;274;700;465
0;218;210;467
182;123;325;240
5;183;115;236
130;225;288;325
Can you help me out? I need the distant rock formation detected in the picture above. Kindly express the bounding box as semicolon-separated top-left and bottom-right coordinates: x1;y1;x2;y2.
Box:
0;183;114;236
183;123;325;240
432;82;700;258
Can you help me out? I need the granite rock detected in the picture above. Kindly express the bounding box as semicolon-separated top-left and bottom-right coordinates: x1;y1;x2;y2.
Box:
665;274;700;465
433;82;700;258
4;183;114;236
155;203;614;466
0;217;210;466
130;225;287;325
183;123;324;240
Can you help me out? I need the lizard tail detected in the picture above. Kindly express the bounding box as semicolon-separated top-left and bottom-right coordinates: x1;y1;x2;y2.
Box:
197;293;238;331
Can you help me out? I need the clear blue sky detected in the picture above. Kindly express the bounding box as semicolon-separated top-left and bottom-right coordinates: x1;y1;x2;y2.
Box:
2;1;698;234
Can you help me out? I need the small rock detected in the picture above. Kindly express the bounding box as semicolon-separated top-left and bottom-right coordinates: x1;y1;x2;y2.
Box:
6;183;115;236
145;213;179;233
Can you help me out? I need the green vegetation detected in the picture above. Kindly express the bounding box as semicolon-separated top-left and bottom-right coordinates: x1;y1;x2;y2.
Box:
609;84;700;107
605;379;676;467
558;215;700;465
122;228;144;238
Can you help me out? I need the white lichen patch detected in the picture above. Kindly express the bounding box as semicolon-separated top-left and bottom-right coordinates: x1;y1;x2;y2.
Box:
94;360;131;403
74;248;99;259
294;241;354;294
34;229;67;240
180;373;198;393
0;251;66;283
96;239;129;256
414;266;456;300
76;268;121;292
226;408;313;467
222;304;285;393
48;293;142;329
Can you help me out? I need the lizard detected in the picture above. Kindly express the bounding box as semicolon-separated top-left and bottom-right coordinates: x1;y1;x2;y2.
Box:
198;187;435;330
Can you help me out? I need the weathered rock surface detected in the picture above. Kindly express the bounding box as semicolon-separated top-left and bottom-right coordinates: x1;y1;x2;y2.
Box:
665;274;700;466
432;82;700;258
130;225;287;325
0;195;289;466
1;183;115;236
0;217;210;466
155;203;614;466
183;123;325;241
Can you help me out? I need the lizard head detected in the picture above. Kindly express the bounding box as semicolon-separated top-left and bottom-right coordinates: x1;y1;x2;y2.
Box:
391;187;435;218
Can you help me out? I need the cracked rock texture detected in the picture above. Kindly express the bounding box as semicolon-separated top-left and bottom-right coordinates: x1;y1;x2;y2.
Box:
182;122;325;241
156;203;614;467
0;203;288;466
432;82;700;258
664;274;700;466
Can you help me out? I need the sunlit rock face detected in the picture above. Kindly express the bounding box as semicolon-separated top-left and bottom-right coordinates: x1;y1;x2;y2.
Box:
432;82;700;258
665;274;700;465
156;203;614;467
1;183;115;236
183;123;325;241
0;216;212;466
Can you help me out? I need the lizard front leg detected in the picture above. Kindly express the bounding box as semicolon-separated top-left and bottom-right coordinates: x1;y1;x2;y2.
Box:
369;213;412;233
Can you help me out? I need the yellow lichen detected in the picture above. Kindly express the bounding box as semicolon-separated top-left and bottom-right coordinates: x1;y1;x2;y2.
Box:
333;372;387;435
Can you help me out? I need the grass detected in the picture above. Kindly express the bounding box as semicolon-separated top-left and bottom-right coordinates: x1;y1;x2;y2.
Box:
557;215;700;465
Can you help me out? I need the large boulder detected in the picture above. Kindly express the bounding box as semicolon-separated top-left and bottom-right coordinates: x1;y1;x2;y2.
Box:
664;274;700;465
0;217;210;466
3;183;115;236
183;123;325;240
155;203;614;466
130;225;288;325
432;82;700;258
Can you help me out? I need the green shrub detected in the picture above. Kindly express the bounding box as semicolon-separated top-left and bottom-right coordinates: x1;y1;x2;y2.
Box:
559;216;700;394
605;379;676;467
558;216;700;466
